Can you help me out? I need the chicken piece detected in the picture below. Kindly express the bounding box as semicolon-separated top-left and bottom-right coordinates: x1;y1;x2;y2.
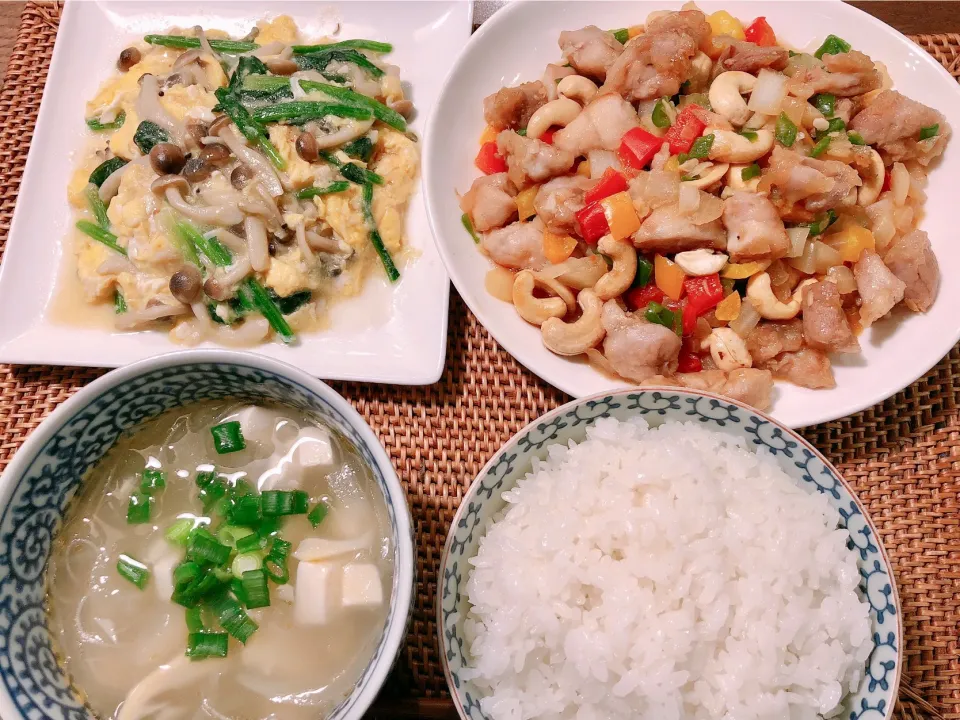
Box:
853;250;906;327
722;191;790;261
482;81;549;131
760;347;836;389
665;368;774;411
745;320;804;364
633;205;726;253
645;9;712;44
601;30;699;102
553;93;641;157
459;173;518;233
716;39;788;74
849;90;949;165
496;130;575;189
601;301;681;383
481;218;547;271
761;147;860;213
789;50;880;99
883;229;938;312
558;26;624;82
801;281;860;353
534;176;594;235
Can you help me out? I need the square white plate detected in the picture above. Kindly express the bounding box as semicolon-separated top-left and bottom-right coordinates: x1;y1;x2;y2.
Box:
0;0;469;384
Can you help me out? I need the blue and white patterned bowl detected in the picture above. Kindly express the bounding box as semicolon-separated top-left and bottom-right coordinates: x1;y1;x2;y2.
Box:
439;389;902;720
0;349;414;720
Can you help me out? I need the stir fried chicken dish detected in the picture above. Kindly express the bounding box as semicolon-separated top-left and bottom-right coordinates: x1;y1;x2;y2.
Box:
460;7;948;410
68;17;418;346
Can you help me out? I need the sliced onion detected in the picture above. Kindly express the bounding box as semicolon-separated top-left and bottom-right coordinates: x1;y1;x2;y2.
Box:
729;297;761;337
788;239;817;274
813;240;843;273
244;216;270;272
825;265;856;294
747;69;788;116
780;96;806;127
485;266;515;303
784;52;819;77
890;162;910;207
678;183;700;215
540;255;607;290
588;150;620;179
786;226;809;258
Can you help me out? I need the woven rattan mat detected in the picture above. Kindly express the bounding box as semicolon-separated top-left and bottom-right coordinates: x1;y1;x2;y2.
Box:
0;4;958;719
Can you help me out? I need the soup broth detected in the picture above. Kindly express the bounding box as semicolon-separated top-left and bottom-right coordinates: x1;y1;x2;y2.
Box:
46;400;394;720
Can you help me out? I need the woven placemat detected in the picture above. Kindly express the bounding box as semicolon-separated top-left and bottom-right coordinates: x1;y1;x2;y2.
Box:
0;4;957;719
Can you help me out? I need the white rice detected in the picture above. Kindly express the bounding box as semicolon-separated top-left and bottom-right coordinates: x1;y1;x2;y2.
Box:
463;418;872;720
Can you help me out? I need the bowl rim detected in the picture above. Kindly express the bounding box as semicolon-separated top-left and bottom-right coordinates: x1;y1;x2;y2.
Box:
421;0;960;428
436;385;904;720
0;348;414;720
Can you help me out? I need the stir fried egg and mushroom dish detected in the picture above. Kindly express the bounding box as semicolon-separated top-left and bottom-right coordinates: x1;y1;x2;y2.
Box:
461;7;948;410
68;17;418;346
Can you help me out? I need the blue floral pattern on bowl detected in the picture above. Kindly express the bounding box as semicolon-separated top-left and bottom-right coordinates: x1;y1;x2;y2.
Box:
439;389;901;720
0;356;412;720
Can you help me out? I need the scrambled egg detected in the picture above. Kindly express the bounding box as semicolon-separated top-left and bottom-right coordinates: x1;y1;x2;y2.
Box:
256;16;300;45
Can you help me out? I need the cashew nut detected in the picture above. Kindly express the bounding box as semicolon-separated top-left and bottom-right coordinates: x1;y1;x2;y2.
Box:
557;75;598;105
703;328;753;371
856;147;885;206
512;270;576;326
708;128;774;164
708;71;756;126
683;162;729;190
594;236;637;300
675;249;728;276
541;289;605;355
746;273;817;320
526;97;581;140
725;164;763;193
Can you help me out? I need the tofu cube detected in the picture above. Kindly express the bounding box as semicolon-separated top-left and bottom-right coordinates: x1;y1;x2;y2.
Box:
292;534;373;562
341;563;383;609
294;428;334;468
294;561;339;625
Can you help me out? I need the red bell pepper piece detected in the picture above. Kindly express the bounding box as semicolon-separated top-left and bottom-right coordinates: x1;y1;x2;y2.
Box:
744;17;777;47
584;168;629;206
882;169;892;192
664;106;707;155
475;142;507;175
625;284;665;311
683;274;724;316
681;301;699;336
575;202;609;244
618;127;664;170
540;127;557;145
677;351;703;373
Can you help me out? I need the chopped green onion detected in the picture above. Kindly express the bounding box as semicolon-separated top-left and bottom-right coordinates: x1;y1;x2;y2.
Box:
260;490;309;517
185;606;205;633
462;213;480;244
808;209;838;236
211;592;259;643
270;538;292;558
86;110;126;131
145;34;258;53
741;164;762;182
126;492;152;524
814;34;852;60
847;131;866;146
116;554;150;589
812;93;836;118
227;495;262;526
292;39;393;54
217;525;255;548
172;565;225;607
165;518;195;546
211;421;245;454
199;480;228;511
919;124;939;141
634;256;653;288
240;277;296;343
652;99;671;129
236;533;267;554
308;502;329;528
76;220;127;256
775;113;798;147
186;631;229;659
295;181;350;200
610;28;629;44
257;517;282;540
196;469;218;489
84;183;111;230
132;120;170;155
738;129;758;142
240;569;271;609
810;134;832;158
140;468;166;492
362;182;400;282
88;156;127;187
264;537;292;584
114;289;127;314
232;552;264;579
186;528;232;566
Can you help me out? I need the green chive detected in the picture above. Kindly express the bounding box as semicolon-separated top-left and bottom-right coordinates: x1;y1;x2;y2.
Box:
847;131;867;146
812;93;836;118
240;277;296;343
186;528;232;566
814;34;852;60
251;101;373;125
86;110;126;131
185;606;205;633
343;136;376;162
132;120;170;155
84;183;111;230
227;495;262;526
117;554;150;589
114;289;127;314
738;129;758;142
295;181;350;200
232;552;264;579
211;421;245;454
165;518;195;546
652;99;671;129
810;135;832;158
741;164;762;182
461;213;480;244
236;534;267;554
307;502;328;528
260;490;309;517
140;468;166;492
610;28;629;44
76;220;127;256
186;631;229;659
126;492;152;524
919;124;939;141
240;569;271;609
775;113;798;147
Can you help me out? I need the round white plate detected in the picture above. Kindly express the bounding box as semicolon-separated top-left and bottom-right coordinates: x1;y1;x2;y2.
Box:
423;0;960;428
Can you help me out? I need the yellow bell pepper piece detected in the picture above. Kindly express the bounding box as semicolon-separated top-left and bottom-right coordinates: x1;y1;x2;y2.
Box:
707;11;745;40
824;225;876;264
627;25;644;39
515;186;538;221
662;156;680;173
543;231;578;265
714;291;742;322
479;125;498;145
576;159;591;176
655;254;685;301
720;260;771;280
600;191;641;241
